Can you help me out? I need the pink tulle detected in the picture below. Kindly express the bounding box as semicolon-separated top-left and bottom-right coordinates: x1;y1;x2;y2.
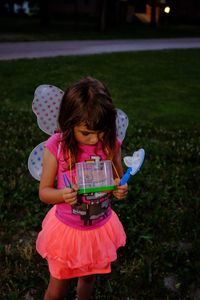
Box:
36;206;126;279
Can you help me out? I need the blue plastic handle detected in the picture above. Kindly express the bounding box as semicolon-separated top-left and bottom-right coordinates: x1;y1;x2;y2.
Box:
120;167;132;186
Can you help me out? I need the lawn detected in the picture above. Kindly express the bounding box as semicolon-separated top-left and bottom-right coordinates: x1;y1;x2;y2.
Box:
0;49;200;299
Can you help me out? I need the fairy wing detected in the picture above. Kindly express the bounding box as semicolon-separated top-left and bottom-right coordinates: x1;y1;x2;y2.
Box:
32;84;64;135
28;84;64;180
28;141;45;181
116;108;129;143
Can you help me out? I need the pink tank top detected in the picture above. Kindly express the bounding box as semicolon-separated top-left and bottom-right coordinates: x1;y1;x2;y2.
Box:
45;133;120;230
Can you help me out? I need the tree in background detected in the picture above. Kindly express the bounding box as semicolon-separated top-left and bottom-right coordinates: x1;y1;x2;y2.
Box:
37;0;49;26
96;0;125;32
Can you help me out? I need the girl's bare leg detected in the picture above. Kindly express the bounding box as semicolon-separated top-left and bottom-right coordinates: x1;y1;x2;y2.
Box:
77;275;96;300
44;275;69;300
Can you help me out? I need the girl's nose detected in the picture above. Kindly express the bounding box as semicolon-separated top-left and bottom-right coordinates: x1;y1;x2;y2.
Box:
90;133;98;144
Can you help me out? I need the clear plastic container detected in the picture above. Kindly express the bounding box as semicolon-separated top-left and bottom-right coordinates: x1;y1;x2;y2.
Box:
76;160;116;194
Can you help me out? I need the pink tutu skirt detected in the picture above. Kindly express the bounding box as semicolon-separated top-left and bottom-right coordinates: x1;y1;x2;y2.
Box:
36;206;126;279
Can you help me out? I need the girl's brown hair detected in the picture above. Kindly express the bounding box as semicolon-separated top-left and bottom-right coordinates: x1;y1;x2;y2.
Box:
58;77;117;165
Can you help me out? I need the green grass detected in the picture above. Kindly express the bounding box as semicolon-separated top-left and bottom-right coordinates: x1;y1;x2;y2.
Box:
0;49;200;299
0;49;199;127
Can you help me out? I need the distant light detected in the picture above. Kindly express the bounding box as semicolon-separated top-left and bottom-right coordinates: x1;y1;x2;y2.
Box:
164;6;171;14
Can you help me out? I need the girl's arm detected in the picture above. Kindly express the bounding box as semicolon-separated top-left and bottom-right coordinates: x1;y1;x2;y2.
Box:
39;148;77;205
112;147;128;200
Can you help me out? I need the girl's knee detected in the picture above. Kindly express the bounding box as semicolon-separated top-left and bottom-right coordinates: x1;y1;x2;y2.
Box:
44;277;69;300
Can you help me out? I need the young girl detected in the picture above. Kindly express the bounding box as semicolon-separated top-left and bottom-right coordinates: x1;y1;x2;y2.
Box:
36;76;128;300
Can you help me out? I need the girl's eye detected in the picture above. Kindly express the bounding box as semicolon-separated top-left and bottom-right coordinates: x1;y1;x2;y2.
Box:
81;132;90;136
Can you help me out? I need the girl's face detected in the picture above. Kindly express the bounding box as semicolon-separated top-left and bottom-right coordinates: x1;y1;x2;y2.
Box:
74;123;104;146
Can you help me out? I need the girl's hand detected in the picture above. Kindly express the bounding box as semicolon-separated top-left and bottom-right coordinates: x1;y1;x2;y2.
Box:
113;178;128;200
62;184;78;205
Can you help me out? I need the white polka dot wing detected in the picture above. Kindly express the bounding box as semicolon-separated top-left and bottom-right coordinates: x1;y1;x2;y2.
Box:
28;85;63;181
32;84;64;135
